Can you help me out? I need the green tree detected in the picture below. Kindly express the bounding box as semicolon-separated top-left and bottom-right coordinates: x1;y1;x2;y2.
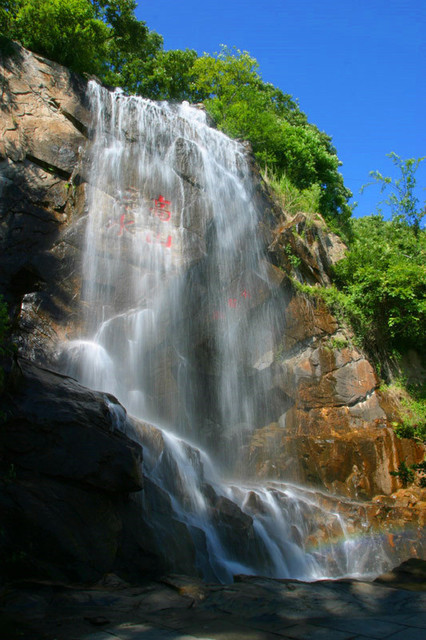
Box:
362;152;425;231
114;47;203;100
1;0;163;79
8;0;109;74
334;214;425;352
333;155;425;354
0;0;19;36
91;0;163;89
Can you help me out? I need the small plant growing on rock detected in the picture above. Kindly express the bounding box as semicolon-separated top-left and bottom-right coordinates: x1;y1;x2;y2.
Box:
326;336;349;350
390;459;426;488
387;381;426;444
413;460;426;488
284;244;302;269
390;461;415;487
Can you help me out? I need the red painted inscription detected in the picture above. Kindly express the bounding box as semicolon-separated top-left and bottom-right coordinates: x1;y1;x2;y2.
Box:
151;195;172;222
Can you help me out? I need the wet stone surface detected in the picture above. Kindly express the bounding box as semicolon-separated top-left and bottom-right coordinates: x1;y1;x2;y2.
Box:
1;566;426;640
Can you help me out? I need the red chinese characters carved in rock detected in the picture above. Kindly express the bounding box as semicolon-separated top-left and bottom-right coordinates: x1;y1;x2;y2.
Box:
227;291;251;309
146;232;172;248
151;195;172;222
212;290;252;318
106;213;135;236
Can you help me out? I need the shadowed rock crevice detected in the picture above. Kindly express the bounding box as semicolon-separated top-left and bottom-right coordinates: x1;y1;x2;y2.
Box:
25;152;73;181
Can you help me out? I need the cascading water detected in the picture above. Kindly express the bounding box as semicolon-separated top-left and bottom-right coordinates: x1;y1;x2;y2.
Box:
59;81;391;583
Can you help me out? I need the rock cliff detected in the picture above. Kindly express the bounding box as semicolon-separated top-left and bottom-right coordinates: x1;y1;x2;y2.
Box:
0;42;424;583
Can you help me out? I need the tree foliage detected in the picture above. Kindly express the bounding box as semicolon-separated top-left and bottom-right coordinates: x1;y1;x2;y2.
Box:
362;152;425;231
334;215;425;351
92;0;163;88
333;155;425;355
2;0;109;74
0;0;163;77
116;48;204;101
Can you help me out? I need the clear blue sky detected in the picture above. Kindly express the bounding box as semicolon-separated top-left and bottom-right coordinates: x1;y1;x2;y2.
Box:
135;0;425;219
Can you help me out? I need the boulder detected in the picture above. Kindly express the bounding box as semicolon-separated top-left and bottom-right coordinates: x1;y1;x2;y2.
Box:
0;357;146;582
0;358;143;491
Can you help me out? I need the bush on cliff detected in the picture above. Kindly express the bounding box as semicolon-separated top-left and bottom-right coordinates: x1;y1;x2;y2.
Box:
0;0;163;77
333;154;425;356
334;214;425;354
291;154;425;385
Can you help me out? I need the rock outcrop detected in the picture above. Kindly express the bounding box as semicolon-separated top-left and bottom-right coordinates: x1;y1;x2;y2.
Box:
0;40;90;362
0;356;208;582
239;286;424;499
228;211;424;502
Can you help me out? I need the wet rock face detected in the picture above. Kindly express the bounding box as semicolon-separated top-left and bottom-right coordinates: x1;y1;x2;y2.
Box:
0;41;90;362
1;358;143;491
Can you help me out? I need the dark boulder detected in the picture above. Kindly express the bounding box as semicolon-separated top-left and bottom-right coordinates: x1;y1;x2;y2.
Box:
0;358;144;583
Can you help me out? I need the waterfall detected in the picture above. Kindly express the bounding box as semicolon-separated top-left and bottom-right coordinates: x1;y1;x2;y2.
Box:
59;81;391;582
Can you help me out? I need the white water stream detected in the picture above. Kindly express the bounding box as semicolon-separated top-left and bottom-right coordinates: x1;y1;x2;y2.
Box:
60;82;391;582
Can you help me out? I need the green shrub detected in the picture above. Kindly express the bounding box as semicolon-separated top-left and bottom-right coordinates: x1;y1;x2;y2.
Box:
382;380;426;444
10;0;110;74
334;215;425;354
390;458;426;488
390;461;416;487
284;245;302;269
266;170;322;218
327;336;349;350
412;459;426;488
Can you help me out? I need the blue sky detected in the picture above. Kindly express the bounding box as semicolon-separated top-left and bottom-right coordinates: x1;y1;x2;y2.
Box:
135;0;425;219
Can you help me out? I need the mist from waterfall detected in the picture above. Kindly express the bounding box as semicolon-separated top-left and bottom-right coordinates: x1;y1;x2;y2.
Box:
59;81;391;583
